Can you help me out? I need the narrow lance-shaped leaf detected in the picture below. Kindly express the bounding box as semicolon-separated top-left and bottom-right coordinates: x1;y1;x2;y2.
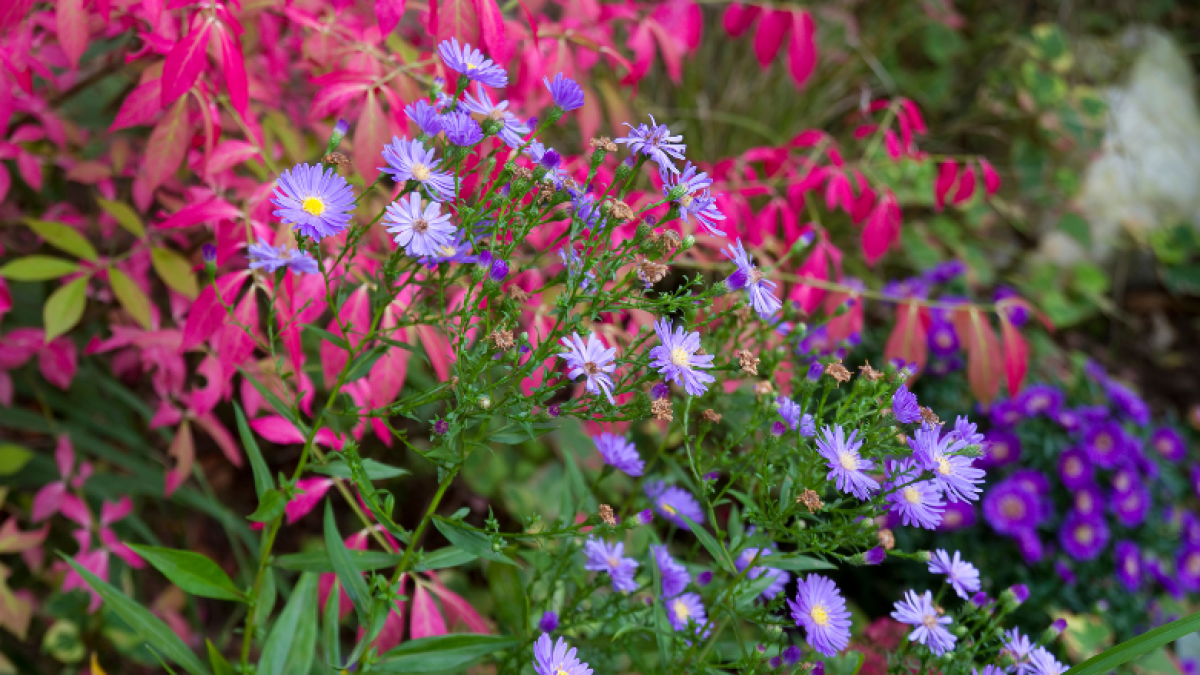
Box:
324;501;372;620
127;545;244;602
23;218;98;261
257;572;318;675
999;313;1028;397
0;256;79;281
44;276;89;342
96;198;145;237
1065;610;1200;675
109;268;153;330
233;402;274;499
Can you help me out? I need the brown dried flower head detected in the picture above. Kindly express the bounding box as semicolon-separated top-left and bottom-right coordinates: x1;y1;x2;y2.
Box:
590;136;619;152
610;200;635;222
599;504;616;526
920;407;941;425
825;361;851;386
798;488;824;513
702;409;722;423
754;380;775;396
735;349;760;376
488;328;515;351
877;528;896;550
858;361;883;381
651;398;674;422
648;229;682;250
734;306;753;322
506;286;531;304
636;255;668;284
511;165;533;181
322;152;352;168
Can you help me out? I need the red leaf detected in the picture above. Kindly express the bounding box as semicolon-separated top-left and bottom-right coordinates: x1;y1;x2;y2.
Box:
884;130;902;160
933;160;957;212
181;271;249;352
950;165;976;206
409;584;447;639
622;22;654;85
752;10;789;68
473;0;509;63
110;79;164;131
433;0;479;47
38;338;77;390
216;24;248;117
722;2;761;37
320;288;371;387
429;578;490;633
647;19;684;84
139;97;192;199
954;307;1003;404
884;301;928;377
56;0;89;69
162;17;214;106
515;0;539;46
354;91;389;185
786;10;817;89
980;158;1000;195
376;0;406;37
205;140;258;176
157;197;240;229
999;316;1028;397
0;0;36;34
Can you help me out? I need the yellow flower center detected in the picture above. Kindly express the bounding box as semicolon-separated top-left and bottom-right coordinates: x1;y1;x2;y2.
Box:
411;163;432;181
440;244;457;256
673;598;690;621
467;62;478;70
1077;492;1092;511
1122;492;1140;510
1189;554;1200;576
937;333;952;348
1076;524;1094;545
936;457;952;475
679;193;694;208
1156;439;1172;455
661;501;677;516
810;604;829;626
922;614;939;629
1000;495;1025;519
302;196;326;216
1065;457;1081;475
669;347;692;368
838;452;857;471
1095;433;1112;451
607;556;619;569
1125;558;1138;575
903;487;922;504
992;442;1008;459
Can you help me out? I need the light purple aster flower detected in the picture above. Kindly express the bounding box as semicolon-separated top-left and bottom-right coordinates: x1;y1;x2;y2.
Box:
1115;540;1142;591
776;396;801;429
1059;511;1109;561
645;480;704;529
979;429;1021;469
636;509;654;525
911;425;985;503
1150;427;1187;462
583;538;639;592
975;667;1006;675
271;163;356;240
946;415;984;446
248;240;298;274
723;239;780;315
380;137;457;201
885;459;945;529
652;545;690;598
807;361;824;381
437;38;508;88
1057;447;1092;489
544;72;584;111
538;611;559;633
1015;529;1045;564
735;547;790;600
1028;646;1067;675
593;433;643;477
982;477;1043;535
615;114;687;174
788;575;852;657
461;85;531;149
928;549;980;599
405;100;442;137
1055;560;1076;584
1053;408;1083;433
1178;546;1200;592
558;246;596;291
667;162;727;237
532;634;592;675
382;193;457;257
439;110;483;146
1083;422;1130;469
927;321;959;357
815;425;879;500
891;589;956;656
1004;628;1035;674
666;592;709;636
1105;379;1150;425
892;384;922;424
556;332;617;404
649;319;715;396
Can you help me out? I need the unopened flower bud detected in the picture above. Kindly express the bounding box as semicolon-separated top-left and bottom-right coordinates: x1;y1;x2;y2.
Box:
1001;584;1029;609
471;265;487;283
327;118;349;153
951;623;968;638
679;235;695;251
545;106;565;125
1040;618;1067;643
478;395;492;410
490;540;502;552
615;157;635;181
666;184;688;201
961;444;984;458
916;550;932;562
481;117;504;137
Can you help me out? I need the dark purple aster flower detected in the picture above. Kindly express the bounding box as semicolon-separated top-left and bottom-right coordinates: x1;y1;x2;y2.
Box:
1007;583;1030;604
885;459;945;529
650;382;670;400
724;239;780;315
1053;408;1083;433
1115;540;1142;591
769;656;782;669
696;570;713;586
929;549;981;599
1111;481;1151;527
433;419;449;435
807;361;824;381
1015;529;1045;564
653;545;691;598
1150;427;1187;462
970;591;991;608
544;72;585;111
1083;422;1129;469
1055;559;1076;584
776;396;801;429
1147;557;1183;598
1071;484;1104;520
782;645;802;665
982;477;1043;535
615;114;687;174
995;286;1028;326
539;149;562;170
927;321;960;357
1010;469;1052;498
1059;511;1109;561
882;277;929;300
937;501;976;531
788;575;852;657
1077;404;1110;425
380;137;457;201
911;424;985;503
437;38;508;88
532;634;592;675
1181;511;1200;546
892;384;922;424
547;404;561;418
271;163;356;240
736;547;790;600
989;400;1024;428
649;319;715;396
557;332;617;404
980;429;1021;469
201;243;217;263
583;538;639;592
538;611;559;633
864;547;887;565
1017;384;1065;417
645;480;704;529
594;433;643;477
1057;448;1093;490
891;589;956;656
1192;465;1200;499
1184;659;1199;675
461;85;531;149
405;100;442;137
440;110;484;146
923;259;966;284
1105;379;1150;425
816;425;880;500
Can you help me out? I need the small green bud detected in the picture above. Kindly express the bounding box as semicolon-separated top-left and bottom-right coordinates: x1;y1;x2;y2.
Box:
709;280;729;296
491;541;503;553
481;117;504;137
519;331;529;342
916;550;932;562
483;278;501;296
478;395;493;410
471;265;487;283
951;623;968;638
614;159;634;181
680;235;696;251
590;147;608;168
545;106;565;124
666;184;688;201
961;444;984;458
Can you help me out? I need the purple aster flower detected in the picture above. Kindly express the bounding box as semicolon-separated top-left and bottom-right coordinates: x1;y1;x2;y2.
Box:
1071;484;1104;520
863;546;887;565
1059;511;1109;561
649;319;715;396
770;421;787;437
911;424;985;503
615;114;687;174
892;384;922;424
582;538;639;592
1184;659;1200;675
544;72;584;111
927;321;959;357
488;258;509;281
1057;447;1093;490
461;85;531;149
532;634;592;675
723;239;780;315
1006;584;1030;606
975;667;1006;675
1105;379;1150;425
594;433;643;477
539;149;562;170
247;240;320;276
1115;540;1142;591
696;570;712;586
769;656;782;669
946;416;984;446
432;419;449;435
979;429;1021;469
419;231;479;268
982;477;1042;535
924;259;966;283
644;480;704;529
735;547;790;600
1181;511;1200;546
1028;646;1067;675
201;243;217;263
788;575;852;657
651;382;670;400
970;591;991;608
777;396;802;429
989;400;1024;427
380;137;457;201
667;162;727;237
538;611;559;633
271;163;356;240
666;592;709;636
937;501;976;531
782;645;802;665
891;589;956;656
405;100;442;137
1055;560;1076;584
1083;422;1130;469
1193;465;1200;499
1053;408;1083;433
557;332;617;404
816;424;879;500
807;361;824;381
1015;529;1045;564
1010;469;1052;498
439;110;483;146
1150;427;1187;462
995;286;1029;325
546;404;561;418
928;549;981;599
652;545;690;598
383;193;458;257
437;38;507;88
1148;557;1183;598
1004;628;1035;674
1111;481;1151;527
885;459;945;529
558;246;596;291
1017;384;1064;417
636;509;653;525
1179;546;1200;592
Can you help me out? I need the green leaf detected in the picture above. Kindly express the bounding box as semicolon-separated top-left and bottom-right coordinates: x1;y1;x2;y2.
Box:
304;324;348;350
22;218;98;261
61;557;208;675
233;402;274;499
321;578;342;668
1058;213;1091;248
253;567;277;630
206;640;234;675
758;554;836;572
345;345;387;383
43;276;89;341
151;247;199;298
0;256;79;281
486;562;528;637
247;489;286;523
433;518;515;565
312;458;409;481
489;422;557;445
0;444;33;476
677;514;734;573
97;198;145;238
273;549;405;573
128;545;244;602
415;547;477;571
237;367;307;435
324;501;372;620
109;268;153;330
374;634;517;672
258;572;318;675
1065;610;1200;675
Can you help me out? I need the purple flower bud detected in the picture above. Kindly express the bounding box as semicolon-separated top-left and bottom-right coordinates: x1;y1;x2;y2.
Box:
703;471;719;481
622;155;636;167
811;663;825;675
433;419;449;435
489;259;509;281
970;591;990;607
526;116;538;128
643;214;658;226
807;361;823;381
651;382;670;400
756;644;767;653
1050;618;1066;635
1005;584;1030;605
201;243;217;263
696;570;713;586
539;149;562;170
538;611;558;632
769;657;782;669
782;646;802;665
547;404;561;419
636;509;653;525
864;547;886;565
333;118;350;137
770;421;787;437
478;250;493;266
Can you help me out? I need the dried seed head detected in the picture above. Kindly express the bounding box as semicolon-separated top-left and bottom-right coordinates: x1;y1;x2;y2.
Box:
754;380;775;396
648;229;681;250
611;200;635;222
651;398;674;422
590;136;618;152
920;406;941;425
636;255;668;284
511;166;533;181
798;488;824;513
825;361;851;386
322;152;352;168
449;376;460;390
858;360;883;381
599;504;616;526
488;328;515;351
877;528;896;550
702;409;722;423
735;350;760;376
506;286;531;304
734;306;753;322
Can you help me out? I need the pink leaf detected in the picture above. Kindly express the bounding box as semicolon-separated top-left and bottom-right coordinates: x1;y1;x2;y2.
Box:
722;3;761;37
752;10;789;68
950;165;976;206
0;0;36;34
884;301;928;378
0;372;10;408
933;160;957;212
0;165;10;205
1000;316;1028;397
320;287;371;386
786;10;817;89
56;0;89;69
647;20;683;84
354;91;389;185
286;477;334;524
164;420;195;496
156;197;240;229
376;0;406;36
954;307;1004;404
215;284;259;372
100;497;133;525
205;140;258;176
250;416;306;444
980;158;1000;195
162;17;214;106
884;130;902;160
193;413;243;467
31;482;66;522
429;579;490;633
433;0;479;47
140;97;192;199
473;0;509;63
216;23;249;117
110;79;164;132
37;337;77;390
409;584;447;639
181;271;249;352
54;435;75;478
